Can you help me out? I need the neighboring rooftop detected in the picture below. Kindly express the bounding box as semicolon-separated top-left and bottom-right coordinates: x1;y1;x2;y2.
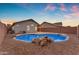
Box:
41;22;62;26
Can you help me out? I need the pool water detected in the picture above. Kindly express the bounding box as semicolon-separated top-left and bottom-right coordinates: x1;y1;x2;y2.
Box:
16;34;69;42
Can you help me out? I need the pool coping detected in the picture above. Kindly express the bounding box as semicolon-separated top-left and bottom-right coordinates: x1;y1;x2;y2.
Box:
16;32;63;36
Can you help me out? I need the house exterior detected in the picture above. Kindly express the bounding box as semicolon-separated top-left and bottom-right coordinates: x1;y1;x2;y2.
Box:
12;19;39;33
37;22;62;33
39;22;62;28
11;19;77;34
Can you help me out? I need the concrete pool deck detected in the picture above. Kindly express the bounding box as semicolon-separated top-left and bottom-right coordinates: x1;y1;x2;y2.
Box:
0;33;79;55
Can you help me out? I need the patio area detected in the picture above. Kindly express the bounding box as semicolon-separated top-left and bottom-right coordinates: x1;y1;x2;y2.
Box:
0;33;79;55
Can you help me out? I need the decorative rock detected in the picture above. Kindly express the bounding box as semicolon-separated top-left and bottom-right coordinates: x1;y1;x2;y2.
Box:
39;36;52;47
32;38;41;45
32;36;53;47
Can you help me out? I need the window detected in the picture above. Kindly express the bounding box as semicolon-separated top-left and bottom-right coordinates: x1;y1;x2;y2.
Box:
31;24;34;26
35;27;37;31
26;25;30;31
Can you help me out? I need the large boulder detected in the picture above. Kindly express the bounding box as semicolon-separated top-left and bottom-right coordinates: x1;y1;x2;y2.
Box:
32;38;41;45
32;36;53;47
0;22;7;46
39;36;52;47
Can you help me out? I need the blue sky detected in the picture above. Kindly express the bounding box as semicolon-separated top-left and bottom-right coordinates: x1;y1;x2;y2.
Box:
0;3;79;26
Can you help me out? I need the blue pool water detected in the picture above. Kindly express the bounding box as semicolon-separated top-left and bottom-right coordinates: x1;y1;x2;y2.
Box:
16;34;69;42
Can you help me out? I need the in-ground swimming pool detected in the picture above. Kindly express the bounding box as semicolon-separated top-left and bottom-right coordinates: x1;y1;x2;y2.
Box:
16;34;69;42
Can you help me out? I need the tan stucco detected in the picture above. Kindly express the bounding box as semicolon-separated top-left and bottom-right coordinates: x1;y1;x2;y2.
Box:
12;20;38;33
0;22;7;46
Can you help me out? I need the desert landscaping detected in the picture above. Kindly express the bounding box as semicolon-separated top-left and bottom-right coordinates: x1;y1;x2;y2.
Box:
0;19;79;55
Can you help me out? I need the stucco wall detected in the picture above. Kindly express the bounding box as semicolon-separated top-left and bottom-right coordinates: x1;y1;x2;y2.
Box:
0;22;7;46
38;27;61;33
77;25;79;38
61;27;77;34
12;21;38;33
38;26;77;34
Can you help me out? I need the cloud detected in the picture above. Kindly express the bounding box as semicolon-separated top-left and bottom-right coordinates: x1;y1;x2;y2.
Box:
60;4;67;11
64;12;79;19
71;5;79;12
44;4;56;12
63;19;79;26
36;4;56;16
63;12;79;26
1;19;16;25
44;4;67;12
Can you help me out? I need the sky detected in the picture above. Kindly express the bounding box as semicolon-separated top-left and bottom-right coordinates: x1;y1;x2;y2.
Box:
0;3;79;26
